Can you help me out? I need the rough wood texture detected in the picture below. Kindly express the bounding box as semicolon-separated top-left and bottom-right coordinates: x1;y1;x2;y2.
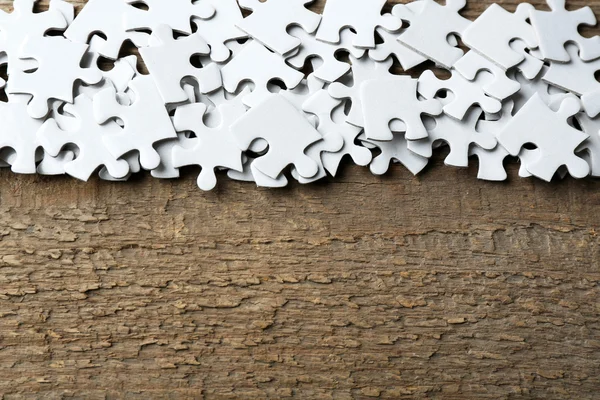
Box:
0;1;599;399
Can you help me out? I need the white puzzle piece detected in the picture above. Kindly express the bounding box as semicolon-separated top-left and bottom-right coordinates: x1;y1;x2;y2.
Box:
172;101;246;191
93;75;178;170
286;27;366;83
140;25;222;105
497;93;590;181
462;3;538;70
542;44;600;118
8;36;102;119
368;27;428;71
392;0;471;69
221;40;304;108
38;94;131;181
360;132;429;176
236;0;321;56
191;0;247;63
317;0;402;49
0;0;71;75
530;0;600;62
418;69;502;120
303;90;372;177
65;0;148;60
408;106;497;168
328;56;394;127
123;0;215;35
361;76;443;141
574;113;600;177
0;95;44;174
454;51;521;101
231;94;322;180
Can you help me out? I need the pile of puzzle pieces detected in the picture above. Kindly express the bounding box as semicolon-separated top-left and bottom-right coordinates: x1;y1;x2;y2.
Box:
0;0;599;190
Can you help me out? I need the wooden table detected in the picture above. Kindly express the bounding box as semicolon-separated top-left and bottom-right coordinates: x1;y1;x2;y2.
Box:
0;1;599;398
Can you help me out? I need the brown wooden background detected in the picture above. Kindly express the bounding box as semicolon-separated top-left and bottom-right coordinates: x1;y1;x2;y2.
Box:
0;0;599;399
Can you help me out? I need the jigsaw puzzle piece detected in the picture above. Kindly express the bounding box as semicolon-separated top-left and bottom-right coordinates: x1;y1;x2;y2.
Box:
497;94;590;181
140;25;221;105
317;0;402;49
463;3;538;70
361;76;443;141
231;94;322;180
392;0;471;69
236;0;321;56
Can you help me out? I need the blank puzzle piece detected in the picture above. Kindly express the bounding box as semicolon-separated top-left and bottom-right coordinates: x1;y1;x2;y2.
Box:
286;27;366;83
231;94;322;180
221;40;304;108
123;0;215;34
530;0;600;62
360;132;429;176
173;101;245;191
236;0;321;56
192;0;247;63
303;90;372;177
65;0;149;60
368;27;428;71
94;75;178;170
0;96;44;174
317;0;402;49
454;51;523;101
8;36;102;119
361;76;443;141
0;0;71;75
408;106;497;168
542;44;600;118
140;24;222;105
418;69;502;120
463;3;538;70
497;93;590;181
392;0;471;69
328;56;394;127
38;94;130;181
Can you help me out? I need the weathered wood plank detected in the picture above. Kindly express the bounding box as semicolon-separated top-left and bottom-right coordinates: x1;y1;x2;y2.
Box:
0;1;599;399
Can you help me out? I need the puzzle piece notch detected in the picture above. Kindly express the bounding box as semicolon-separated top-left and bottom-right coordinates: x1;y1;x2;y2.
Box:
231;94;322;180
361;76;443;142
140;24;222;105
317;0;402;49
530;0;600;62
497;93;590;181
236;0;321;56
574;113;600;177
392;0;471;69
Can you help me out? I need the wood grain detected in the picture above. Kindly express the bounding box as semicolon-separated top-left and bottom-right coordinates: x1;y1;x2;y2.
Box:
0;1;599;399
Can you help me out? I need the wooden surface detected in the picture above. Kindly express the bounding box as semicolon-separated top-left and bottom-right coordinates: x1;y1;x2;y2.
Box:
0;1;599;399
